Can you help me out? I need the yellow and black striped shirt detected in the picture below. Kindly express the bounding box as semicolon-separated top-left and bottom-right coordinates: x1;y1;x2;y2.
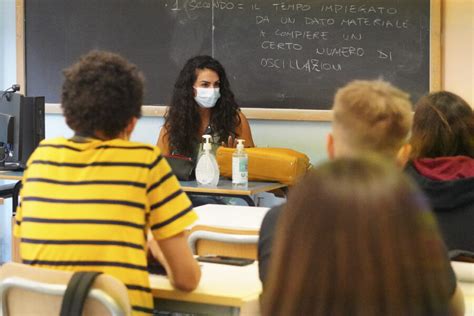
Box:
14;137;197;315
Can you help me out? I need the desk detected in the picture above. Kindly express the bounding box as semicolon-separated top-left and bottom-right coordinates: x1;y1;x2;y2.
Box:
150;262;261;316
181;179;287;206
193;204;270;231
0;193;13;263
0;172;286;206
190;204;271;259
0;173;22;217
0;171;22;181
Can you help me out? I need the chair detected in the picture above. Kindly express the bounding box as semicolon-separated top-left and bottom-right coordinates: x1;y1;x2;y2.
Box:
11;182;21;216
0;184;15;199
0;262;131;316
187;225;259;260
0;181;20;215
451;261;474;316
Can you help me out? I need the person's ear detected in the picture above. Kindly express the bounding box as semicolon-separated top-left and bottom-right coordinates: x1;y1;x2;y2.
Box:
396;143;412;168
326;133;336;160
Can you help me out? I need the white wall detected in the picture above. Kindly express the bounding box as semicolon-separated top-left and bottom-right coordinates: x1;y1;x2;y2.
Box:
45;114;331;164
442;0;474;106
0;0;17;89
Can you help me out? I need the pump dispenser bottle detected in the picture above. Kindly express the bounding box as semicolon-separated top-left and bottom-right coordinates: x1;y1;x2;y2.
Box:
195;135;220;186
232;139;248;187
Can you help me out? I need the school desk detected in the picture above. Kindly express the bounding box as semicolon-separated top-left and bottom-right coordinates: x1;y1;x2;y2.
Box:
150;261;261;316
0;174;22;218
0;171;287;206
180;179;287;206
0;181;15;263
0;171;21;181
189;204;271;259
192;204;270;231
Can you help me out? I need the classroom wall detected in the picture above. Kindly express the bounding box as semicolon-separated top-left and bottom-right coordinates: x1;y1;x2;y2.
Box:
442;0;473;106
0;0;472;164
44;114;332;164
0;0;17;90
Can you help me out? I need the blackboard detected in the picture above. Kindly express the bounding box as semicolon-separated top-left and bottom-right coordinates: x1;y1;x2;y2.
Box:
22;0;438;115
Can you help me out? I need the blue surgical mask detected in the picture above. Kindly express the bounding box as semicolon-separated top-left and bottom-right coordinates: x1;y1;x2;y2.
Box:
194;87;220;108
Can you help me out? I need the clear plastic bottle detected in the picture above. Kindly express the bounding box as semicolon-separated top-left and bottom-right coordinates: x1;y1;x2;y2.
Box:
195;135;220;186
232;139;248;187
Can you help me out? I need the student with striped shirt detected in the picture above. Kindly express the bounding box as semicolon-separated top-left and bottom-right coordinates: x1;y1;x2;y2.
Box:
13;51;201;315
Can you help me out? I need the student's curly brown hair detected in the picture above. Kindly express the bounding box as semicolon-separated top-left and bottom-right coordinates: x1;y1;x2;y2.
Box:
164;55;240;157
61;50;144;138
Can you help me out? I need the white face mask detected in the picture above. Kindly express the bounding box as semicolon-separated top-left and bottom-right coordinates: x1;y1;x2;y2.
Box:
194;87;220;108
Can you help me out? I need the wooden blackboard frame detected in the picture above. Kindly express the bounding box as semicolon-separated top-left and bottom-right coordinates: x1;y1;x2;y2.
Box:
15;0;441;122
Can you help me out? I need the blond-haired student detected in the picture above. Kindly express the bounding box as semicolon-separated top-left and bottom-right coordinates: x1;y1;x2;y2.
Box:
259;80;413;284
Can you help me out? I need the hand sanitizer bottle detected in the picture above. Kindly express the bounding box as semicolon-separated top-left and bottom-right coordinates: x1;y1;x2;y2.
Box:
232;139;248;187
195;135;220;186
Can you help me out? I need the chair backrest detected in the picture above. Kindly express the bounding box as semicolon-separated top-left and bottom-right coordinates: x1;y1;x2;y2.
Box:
0;183;15;199
451;261;474;316
0;262;131;316
452;261;474;283
188;225;259;259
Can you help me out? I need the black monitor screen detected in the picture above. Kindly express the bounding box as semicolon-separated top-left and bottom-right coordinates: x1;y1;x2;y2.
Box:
0;91;45;170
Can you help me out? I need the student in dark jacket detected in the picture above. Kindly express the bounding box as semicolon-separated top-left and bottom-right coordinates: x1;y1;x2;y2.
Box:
406;91;474;253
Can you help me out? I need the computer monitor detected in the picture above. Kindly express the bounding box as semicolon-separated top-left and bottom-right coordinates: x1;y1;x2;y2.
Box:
0;91;45;170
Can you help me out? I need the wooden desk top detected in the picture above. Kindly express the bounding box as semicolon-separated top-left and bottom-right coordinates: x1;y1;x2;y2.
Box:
193;204;270;231
0;171;23;180
180;179;286;195
150;262;262;308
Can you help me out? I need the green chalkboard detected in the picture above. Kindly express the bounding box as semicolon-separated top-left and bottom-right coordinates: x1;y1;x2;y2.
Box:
24;0;435;111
